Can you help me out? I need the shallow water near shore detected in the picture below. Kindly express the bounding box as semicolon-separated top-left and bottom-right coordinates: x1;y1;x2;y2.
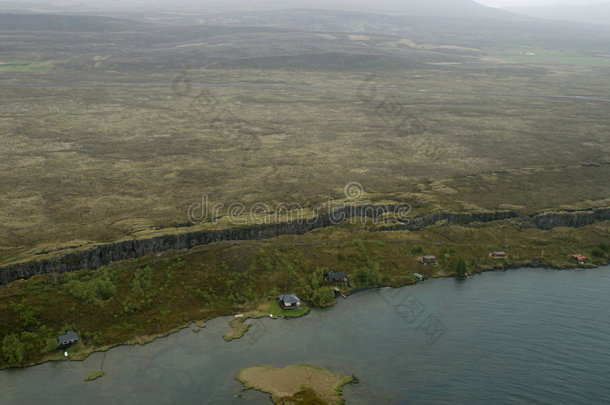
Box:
2;266;610;404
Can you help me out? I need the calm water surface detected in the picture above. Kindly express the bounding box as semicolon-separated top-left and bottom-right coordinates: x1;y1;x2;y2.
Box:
1;266;609;404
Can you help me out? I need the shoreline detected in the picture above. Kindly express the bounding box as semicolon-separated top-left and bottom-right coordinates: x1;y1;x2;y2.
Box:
2;261;607;371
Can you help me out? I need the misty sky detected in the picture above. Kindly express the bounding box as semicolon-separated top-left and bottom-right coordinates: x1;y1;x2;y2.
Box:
476;0;609;6
2;0;609;8
2;0;609;6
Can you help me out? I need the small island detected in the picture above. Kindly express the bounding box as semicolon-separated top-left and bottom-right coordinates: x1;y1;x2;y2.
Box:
236;364;355;405
84;370;105;381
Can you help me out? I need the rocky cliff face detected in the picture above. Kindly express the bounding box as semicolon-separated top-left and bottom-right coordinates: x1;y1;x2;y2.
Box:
1;206;608;285
531;208;610;229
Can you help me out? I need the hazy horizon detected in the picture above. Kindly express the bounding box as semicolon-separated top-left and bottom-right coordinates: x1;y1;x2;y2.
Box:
1;0;609;9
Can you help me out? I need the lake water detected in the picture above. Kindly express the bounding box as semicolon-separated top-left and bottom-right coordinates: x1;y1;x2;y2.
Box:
1;266;609;404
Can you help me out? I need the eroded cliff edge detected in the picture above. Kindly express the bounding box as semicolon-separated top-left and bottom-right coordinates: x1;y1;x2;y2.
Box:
1;206;608;285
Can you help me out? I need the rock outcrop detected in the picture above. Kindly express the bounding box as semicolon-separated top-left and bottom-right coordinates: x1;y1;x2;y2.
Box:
1;206;608;285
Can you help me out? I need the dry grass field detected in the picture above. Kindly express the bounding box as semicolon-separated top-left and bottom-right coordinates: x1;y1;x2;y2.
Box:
1;60;609;265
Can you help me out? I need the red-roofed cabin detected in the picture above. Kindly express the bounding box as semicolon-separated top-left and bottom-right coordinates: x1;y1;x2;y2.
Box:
489;251;507;259
572;254;587;262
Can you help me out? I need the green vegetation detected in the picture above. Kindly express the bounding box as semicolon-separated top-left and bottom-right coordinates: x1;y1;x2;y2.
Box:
500;49;610;66
1;219;607;368
353;264;383;287
1;334;25;366
301;267;337;307
224;316;253;342
456;258;468;278
308;287;336;307
85;371;105;381
351;240;384;287
0;61;53;72
291;387;328;405
63;271;117;305
411;246;424;255
592;243;609;258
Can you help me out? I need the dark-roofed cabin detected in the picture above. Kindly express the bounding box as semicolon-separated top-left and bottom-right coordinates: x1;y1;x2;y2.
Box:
277;293;301;310
422;255;437;265
57;331;79;348
489;251;507;259
324;271;348;285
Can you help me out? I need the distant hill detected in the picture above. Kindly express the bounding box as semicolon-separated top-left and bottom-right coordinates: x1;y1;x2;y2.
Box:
2;1;610;59
0;13;151;32
504;3;610;26
0;0;512;18
177;0;493;14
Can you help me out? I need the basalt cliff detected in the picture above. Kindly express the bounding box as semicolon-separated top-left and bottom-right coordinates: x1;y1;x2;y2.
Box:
1;206;608;285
